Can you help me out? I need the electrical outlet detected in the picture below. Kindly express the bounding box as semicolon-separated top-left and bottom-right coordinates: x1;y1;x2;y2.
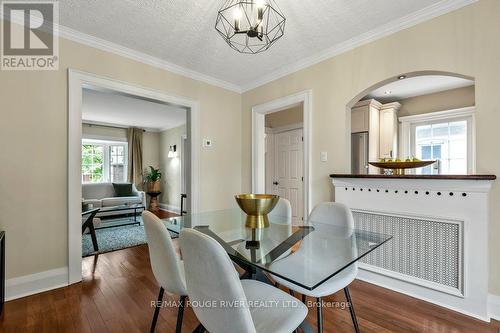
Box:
320;151;328;162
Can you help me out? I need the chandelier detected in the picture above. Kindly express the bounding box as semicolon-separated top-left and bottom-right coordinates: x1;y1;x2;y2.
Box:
215;0;286;54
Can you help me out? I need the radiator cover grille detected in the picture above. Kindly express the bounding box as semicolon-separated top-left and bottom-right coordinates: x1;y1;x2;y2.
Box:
353;210;462;293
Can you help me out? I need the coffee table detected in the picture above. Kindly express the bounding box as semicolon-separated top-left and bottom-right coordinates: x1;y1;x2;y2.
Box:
96;204;146;229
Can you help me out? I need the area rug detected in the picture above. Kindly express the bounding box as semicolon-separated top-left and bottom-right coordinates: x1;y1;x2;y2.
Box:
82;218;178;257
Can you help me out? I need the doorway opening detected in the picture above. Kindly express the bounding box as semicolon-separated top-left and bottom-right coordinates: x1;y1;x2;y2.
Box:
79;86;189;256
252;91;312;223
68;70;200;284
265;106;304;223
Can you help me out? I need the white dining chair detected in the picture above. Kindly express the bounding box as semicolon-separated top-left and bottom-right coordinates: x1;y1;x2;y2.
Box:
142;211;187;333
267;197;293;263
270;202;360;333
268;197;292;220
180;228;308;333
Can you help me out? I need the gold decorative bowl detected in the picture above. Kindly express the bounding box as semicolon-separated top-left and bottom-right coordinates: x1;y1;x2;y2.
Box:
235;194;279;229
369;160;436;175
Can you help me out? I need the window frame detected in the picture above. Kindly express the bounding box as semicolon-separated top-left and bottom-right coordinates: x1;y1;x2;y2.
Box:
81;139;129;183
399;107;475;175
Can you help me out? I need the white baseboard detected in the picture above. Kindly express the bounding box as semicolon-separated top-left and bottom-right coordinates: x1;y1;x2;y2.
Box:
5;267;69;301
158;203;181;214
489;294;500;321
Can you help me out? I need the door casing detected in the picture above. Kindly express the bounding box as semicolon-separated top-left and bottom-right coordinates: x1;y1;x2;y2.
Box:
251;90;312;218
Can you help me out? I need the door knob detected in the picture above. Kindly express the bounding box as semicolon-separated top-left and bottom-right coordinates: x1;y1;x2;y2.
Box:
273;181;279;185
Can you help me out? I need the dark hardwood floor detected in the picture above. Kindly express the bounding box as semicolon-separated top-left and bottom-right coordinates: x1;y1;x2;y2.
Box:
1;244;498;333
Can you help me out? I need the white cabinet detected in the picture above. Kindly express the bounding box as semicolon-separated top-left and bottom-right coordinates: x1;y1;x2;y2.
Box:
351;99;382;173
379;102;401;159
351;107;369;133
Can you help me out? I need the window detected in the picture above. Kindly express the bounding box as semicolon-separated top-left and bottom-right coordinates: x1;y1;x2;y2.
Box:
82;140;128;183
400;108;474;175
110;145;126;182
82;144;104;182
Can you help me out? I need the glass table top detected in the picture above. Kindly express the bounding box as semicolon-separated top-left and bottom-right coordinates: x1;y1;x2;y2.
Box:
162;209;392;290
99;204;145;212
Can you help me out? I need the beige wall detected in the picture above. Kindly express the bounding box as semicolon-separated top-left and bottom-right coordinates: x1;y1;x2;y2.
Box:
241;0;500;295
142;131;161;174
265;105;303;128
398;85;475;117
159;125;186;209
0;28;241;280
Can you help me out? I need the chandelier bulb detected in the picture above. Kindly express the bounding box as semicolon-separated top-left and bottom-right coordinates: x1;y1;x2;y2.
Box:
234;7;242;31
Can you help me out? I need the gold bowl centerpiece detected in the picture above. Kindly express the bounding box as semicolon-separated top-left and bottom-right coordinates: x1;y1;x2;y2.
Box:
369;158;436;175
235;194;279;229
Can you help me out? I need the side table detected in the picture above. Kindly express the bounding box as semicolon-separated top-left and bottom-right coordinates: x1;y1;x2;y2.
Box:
147;191;162;212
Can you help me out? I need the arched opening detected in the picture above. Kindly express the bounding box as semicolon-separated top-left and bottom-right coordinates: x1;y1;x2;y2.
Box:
347;71;475;175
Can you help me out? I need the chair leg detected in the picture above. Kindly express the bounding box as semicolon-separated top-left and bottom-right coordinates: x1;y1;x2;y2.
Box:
289;289;295;296
344;287;360;333
302;294;306;303
176;295;187;333
150;287;164;333
316;297;323;333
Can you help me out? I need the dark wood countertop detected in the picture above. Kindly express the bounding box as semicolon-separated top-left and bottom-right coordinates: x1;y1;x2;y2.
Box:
330;174;496;180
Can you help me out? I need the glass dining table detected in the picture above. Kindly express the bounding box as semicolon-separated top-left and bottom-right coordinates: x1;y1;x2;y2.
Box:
162;209;392;292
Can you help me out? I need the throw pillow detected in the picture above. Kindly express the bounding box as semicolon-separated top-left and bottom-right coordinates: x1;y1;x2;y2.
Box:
112;183;133;197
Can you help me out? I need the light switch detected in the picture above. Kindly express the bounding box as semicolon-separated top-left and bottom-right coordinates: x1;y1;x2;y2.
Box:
320;151;328;162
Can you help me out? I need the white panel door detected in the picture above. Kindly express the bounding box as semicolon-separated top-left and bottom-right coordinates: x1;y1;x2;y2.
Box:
273;128;303;223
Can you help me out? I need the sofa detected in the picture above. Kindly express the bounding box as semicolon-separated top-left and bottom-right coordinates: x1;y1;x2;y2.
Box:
82;183;146;218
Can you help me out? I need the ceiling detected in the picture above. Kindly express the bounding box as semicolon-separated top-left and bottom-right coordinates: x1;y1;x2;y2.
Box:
58;0;474;91
82;88;186;131
364;75;474;102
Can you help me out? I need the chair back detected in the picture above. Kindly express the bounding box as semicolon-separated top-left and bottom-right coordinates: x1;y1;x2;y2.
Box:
308;202;358;272
180;228;257;333
142;211;186;295
268;197;292;224
308;202;354;228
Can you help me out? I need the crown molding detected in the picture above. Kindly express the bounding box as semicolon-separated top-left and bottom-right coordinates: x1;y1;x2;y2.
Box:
240;0;478;92
58;25;243;93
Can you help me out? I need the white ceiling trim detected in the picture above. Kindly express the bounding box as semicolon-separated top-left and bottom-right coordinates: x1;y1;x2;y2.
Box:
240;0;478;92
58;25;243;93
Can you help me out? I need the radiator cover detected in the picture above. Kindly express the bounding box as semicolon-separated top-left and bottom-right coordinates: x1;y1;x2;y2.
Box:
353;210;463;295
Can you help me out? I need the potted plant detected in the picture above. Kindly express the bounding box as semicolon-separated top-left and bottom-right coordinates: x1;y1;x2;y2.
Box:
144;166;162;193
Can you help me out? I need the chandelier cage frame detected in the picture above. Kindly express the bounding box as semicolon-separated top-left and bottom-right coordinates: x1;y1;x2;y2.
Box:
215;0;286;54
